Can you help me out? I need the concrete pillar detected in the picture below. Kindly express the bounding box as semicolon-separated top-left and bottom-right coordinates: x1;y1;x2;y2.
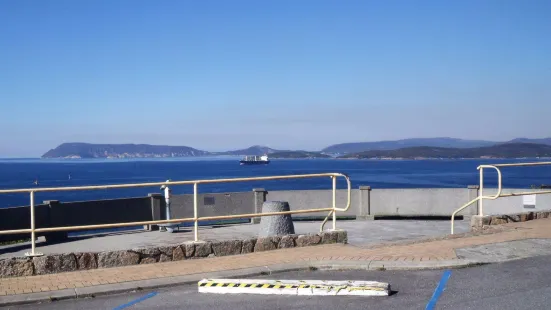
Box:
252;188;267;224
357;186;374;220
467;185;480;217
43;200;69;242
146;193;163;231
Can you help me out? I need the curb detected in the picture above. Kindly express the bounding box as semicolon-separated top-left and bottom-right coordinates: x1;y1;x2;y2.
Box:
0;259;481;307
310;259;487;271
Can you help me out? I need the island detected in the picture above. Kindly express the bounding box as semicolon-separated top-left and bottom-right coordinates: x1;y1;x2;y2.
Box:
42;143;285;159
41;143;209;159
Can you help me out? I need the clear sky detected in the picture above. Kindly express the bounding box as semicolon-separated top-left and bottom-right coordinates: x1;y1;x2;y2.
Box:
1;0;550;157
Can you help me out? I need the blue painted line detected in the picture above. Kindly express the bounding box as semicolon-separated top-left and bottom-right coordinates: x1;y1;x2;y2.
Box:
425;270;452;310
113;292;158;310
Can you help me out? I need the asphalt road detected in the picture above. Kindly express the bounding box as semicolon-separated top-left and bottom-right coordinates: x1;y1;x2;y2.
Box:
6;254;551;310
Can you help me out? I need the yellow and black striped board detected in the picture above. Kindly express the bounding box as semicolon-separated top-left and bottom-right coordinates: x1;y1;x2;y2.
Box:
198;279;390;296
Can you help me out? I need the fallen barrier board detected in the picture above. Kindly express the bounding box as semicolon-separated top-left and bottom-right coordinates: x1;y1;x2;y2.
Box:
198;279;390;296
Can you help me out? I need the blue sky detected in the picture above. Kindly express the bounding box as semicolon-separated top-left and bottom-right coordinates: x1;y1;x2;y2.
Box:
1;0;550;157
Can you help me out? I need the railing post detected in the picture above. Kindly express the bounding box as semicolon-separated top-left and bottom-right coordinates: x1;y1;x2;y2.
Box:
358;186;373;220
467;185;480;216
332;176;337;231
193;182;199;242
479;167;484;216
25;191;43;257
252;188;266;224
43;200;69;242
29;191;36;255
147;193;163;231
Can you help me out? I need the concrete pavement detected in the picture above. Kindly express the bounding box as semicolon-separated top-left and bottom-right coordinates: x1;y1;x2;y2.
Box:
0;220;471;258
2;218;551;307
9;254;551;310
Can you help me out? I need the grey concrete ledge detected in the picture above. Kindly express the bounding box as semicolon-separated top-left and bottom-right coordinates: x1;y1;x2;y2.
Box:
0;258;484;307
471;211;551;231
0;230;348;279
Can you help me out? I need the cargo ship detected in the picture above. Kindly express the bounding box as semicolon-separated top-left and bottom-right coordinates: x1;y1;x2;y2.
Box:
240;154;270;165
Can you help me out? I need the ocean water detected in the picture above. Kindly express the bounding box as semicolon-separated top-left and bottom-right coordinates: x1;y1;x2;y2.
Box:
1;157;550;208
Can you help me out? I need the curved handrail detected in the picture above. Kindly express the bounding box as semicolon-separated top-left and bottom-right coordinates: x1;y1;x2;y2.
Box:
450;197;480;234
450;165;503;234
477;165;503;200
320;174;351;232
320;210;334;232
333;174;352;212
499;189;551;197
490;161;551;168
452;162;551;234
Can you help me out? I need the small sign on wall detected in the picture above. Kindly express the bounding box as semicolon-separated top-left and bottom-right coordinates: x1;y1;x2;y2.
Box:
204;196;216;206
523;195;536;209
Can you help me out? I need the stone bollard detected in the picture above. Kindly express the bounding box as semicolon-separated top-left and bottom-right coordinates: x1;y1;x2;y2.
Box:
258;201;295;237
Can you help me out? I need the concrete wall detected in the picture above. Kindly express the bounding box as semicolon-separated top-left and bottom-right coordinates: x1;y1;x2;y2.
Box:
0;197;156;243
264;189;359;218
0;204;49;242
169;191;254;221
368;188;479;217
48;197;153;227
481;189;551;215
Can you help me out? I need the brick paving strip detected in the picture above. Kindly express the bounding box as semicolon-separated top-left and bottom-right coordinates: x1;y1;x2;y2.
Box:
1;218;550;299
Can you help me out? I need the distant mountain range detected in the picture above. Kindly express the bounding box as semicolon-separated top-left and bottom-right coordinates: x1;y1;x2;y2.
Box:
41;137;551;159
339;143;551;159
322;137;551;154
269;151;331;159
508;138;551;145
321;138;498;154
213;145;278;156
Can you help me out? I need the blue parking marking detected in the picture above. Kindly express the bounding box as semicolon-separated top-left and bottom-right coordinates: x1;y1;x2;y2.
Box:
113;291;158;310
425;270;452;310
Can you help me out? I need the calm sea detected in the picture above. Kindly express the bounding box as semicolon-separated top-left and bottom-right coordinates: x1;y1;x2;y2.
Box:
1;157;550;208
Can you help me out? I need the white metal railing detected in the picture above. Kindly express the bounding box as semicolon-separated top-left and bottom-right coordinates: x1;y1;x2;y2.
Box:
451;161;551;234
0;172;351;257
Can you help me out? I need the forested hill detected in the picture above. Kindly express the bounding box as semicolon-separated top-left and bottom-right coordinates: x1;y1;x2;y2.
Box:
323;137;551;154
338;143;551;159
42;143;208;158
